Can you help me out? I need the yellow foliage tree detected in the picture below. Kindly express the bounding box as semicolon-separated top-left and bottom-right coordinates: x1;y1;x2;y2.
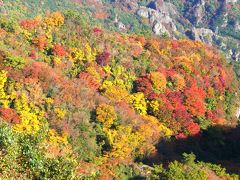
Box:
150;72;167;93
106;125;144;158
71;43;96;63
175;56;194;73
103;65;136;91
142;115;173;137
172;74;186;91
86;66;101;82
0;70;15;108
47;129;68;146
129;92;147;115
148;99;160;116
13;94;43;134
54;107;66;120
96;103;117;128
40;129;71;158
0;70;9;108
100;81;129;102
43;12;64;29
95;104;146;159
84;43;97;62
71;48;84;62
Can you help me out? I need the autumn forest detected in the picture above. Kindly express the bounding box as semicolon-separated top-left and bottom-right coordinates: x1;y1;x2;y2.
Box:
0;0;240;179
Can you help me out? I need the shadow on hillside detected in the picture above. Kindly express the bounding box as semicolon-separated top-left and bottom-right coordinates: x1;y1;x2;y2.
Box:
143;125;240;175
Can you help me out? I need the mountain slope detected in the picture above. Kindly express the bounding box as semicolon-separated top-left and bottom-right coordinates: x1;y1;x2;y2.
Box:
1;0;239;61
104;0;240;61
0;0;240;179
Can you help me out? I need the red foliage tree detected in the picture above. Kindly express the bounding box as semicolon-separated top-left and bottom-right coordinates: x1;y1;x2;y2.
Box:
184;81;206;116
136;75;152;97
32;35;47;50
167;91;183;109
96;51;111;66
186;121;200;136
20;18;41;30
93;27;103;33
29;50;37;59
0;108;21;124
171;40;179;49
52;44;65;56
175;132;187;140
173;106;191;123
79;72;100;91
213;67;227;93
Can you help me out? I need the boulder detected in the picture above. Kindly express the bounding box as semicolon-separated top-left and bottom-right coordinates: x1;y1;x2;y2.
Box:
136;7;149;18
152;22;170;36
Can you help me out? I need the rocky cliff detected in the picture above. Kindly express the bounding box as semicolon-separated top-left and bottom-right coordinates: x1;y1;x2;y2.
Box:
106;0;240;61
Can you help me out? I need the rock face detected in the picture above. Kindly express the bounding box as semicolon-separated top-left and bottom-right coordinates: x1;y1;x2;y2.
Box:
116;21;126;31
235;21;240;31
114;15;127;32
236;107;240;119
136;7;149;18
193;0;206;25
224;48;240;62
136;1;178;37
184;0;206;26
226;0;238;3
231;49;240;62
148;0;178;16
190;28;215;45
113;0;139;12
153;21;169;36
112;0;240;61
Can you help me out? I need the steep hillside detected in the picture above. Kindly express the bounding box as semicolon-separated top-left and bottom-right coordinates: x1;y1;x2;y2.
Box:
1;0;239;61
104;0;240;61
0;0;240;179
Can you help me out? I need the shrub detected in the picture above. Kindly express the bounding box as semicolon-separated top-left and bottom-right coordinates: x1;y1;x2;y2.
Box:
149;153;208;180
113;164;141;179
0;121;21;178
4;55;26;69
0;121;76;179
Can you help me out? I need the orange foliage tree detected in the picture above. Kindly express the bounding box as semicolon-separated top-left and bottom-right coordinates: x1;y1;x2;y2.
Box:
184;81;206;116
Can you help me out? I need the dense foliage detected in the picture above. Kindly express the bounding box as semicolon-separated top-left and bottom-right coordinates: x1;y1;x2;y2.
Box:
0;1;239;179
